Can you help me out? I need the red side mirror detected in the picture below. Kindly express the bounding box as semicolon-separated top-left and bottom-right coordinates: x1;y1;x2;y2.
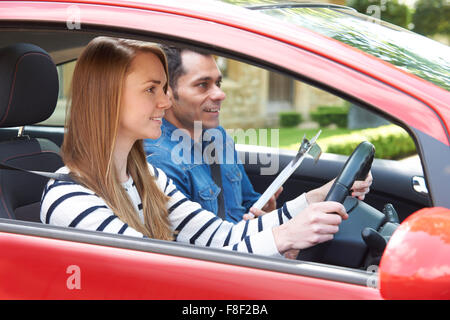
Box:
379;207;450;300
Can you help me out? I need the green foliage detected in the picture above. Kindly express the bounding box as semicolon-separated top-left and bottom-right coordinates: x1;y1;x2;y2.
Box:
319;125;416;160
248;126;416;161
346;0;411;28
310;105;349;128
279;111;302;128
412;0;450;36
272;128;353;150
274;6;449;91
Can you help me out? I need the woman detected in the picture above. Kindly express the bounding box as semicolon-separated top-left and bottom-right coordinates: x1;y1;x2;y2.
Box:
41;37;371;257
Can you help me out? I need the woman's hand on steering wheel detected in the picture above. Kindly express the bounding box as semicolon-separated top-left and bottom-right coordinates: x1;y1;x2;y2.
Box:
306;171;373;204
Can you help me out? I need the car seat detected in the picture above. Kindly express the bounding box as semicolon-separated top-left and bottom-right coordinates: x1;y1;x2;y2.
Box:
0;43;63;222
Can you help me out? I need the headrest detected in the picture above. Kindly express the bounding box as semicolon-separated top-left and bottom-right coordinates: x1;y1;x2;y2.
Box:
0;43;59;128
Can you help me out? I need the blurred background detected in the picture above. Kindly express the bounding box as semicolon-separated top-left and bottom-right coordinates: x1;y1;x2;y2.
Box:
346;0;449;45
224;0;450;45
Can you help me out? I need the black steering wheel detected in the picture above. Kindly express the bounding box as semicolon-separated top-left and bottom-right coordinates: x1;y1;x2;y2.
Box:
297;141;389;269
325;141;374;203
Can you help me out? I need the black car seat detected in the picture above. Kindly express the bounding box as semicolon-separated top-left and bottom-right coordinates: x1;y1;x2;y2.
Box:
0;43;64;222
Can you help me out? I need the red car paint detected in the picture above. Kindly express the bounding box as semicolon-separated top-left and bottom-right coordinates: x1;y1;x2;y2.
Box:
0;232;382;299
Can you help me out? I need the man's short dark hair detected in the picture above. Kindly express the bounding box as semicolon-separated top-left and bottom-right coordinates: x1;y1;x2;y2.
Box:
160;44;209;99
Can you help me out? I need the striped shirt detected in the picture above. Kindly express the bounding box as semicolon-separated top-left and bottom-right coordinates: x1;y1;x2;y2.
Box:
40;164;308;257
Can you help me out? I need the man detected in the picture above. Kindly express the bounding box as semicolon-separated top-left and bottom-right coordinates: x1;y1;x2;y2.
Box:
144;46;281;223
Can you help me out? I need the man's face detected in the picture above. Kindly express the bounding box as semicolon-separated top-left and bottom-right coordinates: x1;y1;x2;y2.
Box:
167;51;226;137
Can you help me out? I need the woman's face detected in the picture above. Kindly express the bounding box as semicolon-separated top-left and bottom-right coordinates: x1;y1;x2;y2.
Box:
118;51;171;143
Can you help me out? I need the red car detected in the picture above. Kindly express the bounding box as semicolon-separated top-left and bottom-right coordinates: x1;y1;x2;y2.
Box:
0;0;449;301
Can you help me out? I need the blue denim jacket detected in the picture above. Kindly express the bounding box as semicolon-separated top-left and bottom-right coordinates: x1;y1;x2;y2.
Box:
144;119;260;223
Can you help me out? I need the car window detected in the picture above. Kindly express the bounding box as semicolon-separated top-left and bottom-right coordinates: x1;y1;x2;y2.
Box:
218;56;419;168
38;60;75;126
247;6;450;91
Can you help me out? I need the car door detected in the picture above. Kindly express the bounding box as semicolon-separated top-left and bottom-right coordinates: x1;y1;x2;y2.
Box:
0;218;381;299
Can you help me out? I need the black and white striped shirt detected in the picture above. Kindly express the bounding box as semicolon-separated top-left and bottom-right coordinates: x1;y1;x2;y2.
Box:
40;164;308;257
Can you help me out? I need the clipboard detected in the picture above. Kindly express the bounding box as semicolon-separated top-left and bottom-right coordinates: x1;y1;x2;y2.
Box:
251;130;323;213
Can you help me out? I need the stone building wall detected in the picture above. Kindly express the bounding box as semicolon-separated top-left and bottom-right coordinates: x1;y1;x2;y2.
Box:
220;59;269;129
220;58;345;129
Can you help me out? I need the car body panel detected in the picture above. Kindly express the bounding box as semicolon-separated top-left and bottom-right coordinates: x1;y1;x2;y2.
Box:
0;225;381;300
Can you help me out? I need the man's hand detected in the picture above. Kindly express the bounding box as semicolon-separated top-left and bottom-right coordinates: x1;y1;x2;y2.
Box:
349;171;373;200
306;171;373;204
272;201;348;254
283;249;300;260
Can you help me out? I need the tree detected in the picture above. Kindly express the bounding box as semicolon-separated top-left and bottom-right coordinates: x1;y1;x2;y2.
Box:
412;0;450;36
346;0;411;29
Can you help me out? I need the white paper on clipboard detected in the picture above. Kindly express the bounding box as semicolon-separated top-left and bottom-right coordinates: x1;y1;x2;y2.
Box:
251;130;322;213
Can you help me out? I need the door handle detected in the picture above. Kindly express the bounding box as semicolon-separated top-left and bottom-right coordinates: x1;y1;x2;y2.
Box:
412;176;428;195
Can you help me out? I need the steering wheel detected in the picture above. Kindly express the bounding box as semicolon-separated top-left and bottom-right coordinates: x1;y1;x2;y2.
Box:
325;141;374;203
297;141;389;269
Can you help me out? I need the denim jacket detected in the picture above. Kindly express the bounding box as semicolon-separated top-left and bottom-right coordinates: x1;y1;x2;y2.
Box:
144;119;260;223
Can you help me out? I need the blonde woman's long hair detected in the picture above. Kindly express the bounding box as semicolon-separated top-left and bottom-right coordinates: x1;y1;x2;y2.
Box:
62;36;172;240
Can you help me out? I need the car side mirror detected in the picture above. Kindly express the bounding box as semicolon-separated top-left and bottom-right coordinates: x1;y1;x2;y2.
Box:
379;207;450;300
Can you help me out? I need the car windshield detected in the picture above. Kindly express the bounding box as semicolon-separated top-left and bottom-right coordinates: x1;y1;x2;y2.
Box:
218;1;450;91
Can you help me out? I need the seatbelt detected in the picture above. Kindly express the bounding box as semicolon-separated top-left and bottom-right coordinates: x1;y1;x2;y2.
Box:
209;161;226;220
206;141;226;220
0;162;74;182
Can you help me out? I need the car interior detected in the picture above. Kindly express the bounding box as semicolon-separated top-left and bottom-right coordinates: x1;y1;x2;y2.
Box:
0;42;64;223
0;28;432;271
